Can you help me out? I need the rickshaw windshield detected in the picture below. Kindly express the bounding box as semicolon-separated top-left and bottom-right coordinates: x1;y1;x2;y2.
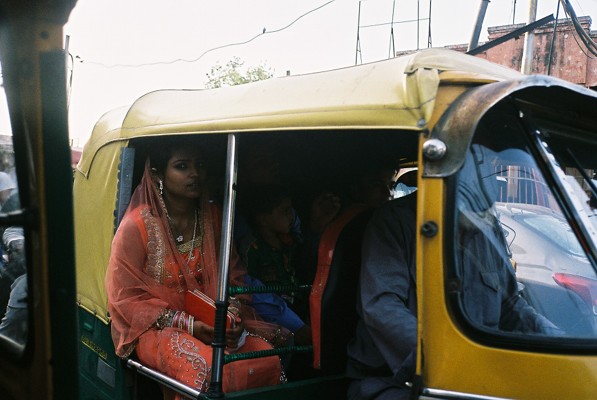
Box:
452;110;597;341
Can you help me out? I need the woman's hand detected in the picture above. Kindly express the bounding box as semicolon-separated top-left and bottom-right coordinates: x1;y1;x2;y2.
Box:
192;318;245;349
225;319;245;349
193;320;214;345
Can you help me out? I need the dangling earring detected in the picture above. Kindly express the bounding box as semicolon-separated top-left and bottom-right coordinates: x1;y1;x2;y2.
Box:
159;179;164;196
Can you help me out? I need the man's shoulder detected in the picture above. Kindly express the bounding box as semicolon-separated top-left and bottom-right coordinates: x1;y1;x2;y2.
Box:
376;192;417;218
364;193;417;238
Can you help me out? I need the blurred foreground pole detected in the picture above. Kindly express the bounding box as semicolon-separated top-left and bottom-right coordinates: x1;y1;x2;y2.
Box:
521;0;538;74
468;0;490;52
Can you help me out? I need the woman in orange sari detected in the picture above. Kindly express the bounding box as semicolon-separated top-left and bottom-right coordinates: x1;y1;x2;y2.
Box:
106;138;287;399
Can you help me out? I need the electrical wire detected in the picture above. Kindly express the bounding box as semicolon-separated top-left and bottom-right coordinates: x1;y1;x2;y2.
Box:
559;0;597;57
359;17;430;29
77;1;336;68
567;21;597;59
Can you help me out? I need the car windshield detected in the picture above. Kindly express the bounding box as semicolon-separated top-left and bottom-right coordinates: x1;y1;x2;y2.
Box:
452;107;597;341
514;211;585;257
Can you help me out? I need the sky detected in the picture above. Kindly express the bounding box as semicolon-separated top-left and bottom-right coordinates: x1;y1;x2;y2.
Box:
2;0;597;146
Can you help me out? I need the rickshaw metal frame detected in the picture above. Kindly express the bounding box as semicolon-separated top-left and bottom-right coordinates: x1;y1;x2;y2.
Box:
424;75;597;178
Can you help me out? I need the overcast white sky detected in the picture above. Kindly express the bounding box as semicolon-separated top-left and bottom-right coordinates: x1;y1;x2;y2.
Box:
2;0;597;146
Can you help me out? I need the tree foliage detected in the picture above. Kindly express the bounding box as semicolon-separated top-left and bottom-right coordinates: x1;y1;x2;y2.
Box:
205;57;274;89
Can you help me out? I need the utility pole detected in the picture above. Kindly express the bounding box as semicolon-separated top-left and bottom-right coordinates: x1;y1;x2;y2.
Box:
521;0;538;74
468;0;490;52
64;35;71;111
355;1;363;65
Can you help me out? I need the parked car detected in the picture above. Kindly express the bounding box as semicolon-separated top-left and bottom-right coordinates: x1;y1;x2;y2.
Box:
497;202;597;336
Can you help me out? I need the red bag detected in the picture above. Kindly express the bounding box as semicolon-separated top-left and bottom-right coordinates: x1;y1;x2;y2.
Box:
185;290;235;328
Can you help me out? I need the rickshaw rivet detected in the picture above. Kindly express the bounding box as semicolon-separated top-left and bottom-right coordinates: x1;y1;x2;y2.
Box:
417;118;426;128
420;221;438;238
422;139;447;160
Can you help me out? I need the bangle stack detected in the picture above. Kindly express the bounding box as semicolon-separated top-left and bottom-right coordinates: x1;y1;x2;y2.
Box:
172;311;195;337
156;309;194;336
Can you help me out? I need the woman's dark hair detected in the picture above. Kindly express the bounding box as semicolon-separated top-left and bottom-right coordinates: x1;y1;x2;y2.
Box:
147;137;202;174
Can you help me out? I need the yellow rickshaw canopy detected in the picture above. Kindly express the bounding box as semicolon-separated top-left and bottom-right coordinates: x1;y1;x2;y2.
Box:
74;48;522;323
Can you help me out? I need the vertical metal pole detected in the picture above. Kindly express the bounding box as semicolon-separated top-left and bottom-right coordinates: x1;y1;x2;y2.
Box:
521;0;538;74
355;1;362;65
64;35;70;78
417;0;420;50
208;133;238;397
468;0;490;52
388;0;396;58
64;35;71;112
428;0;433;48
547;2;561;76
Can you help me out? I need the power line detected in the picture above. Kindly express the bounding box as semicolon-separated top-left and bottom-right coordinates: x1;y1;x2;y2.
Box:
356;0;432;63
360;17;430;29
558;0;597;58
76;1;336;69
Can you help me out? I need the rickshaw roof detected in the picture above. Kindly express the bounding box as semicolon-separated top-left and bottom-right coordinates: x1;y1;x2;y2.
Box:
76;48;521;176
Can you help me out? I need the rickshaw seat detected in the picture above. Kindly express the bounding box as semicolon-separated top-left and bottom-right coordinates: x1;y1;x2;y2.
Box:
310;205;373;374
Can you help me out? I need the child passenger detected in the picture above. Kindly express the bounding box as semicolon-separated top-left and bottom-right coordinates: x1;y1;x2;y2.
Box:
238;183;312;345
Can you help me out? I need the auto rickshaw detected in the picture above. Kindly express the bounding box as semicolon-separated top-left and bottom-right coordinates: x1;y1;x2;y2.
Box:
72;48;597;400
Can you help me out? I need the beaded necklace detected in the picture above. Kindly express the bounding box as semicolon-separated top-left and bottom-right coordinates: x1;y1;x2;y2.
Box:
166;211;192;244
174;209;206;269
187;209;197;261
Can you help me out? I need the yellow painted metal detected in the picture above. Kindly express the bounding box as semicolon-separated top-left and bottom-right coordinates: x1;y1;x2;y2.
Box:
74;143;125;324
74;48;521;323
0;1;76;399
418;176;597;399
118;48;520;139
72;42;597;399
76;106;129;178
74;107;129;323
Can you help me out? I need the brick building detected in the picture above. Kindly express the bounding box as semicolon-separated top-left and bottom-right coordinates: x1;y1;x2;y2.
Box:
446;16;597;89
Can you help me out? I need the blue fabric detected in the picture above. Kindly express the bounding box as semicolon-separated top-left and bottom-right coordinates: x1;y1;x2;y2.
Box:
244;275;305;333
456;146;562;334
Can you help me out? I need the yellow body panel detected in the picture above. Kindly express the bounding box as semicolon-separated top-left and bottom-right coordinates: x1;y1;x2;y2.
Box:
0;1;78;399
72;45;597;399
118;48;519;139
74;48;520;322
418;175;597;399
74;141;127;323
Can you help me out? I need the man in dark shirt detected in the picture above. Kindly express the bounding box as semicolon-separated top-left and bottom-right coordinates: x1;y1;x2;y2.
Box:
346;192;417;400
346;145;560;400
